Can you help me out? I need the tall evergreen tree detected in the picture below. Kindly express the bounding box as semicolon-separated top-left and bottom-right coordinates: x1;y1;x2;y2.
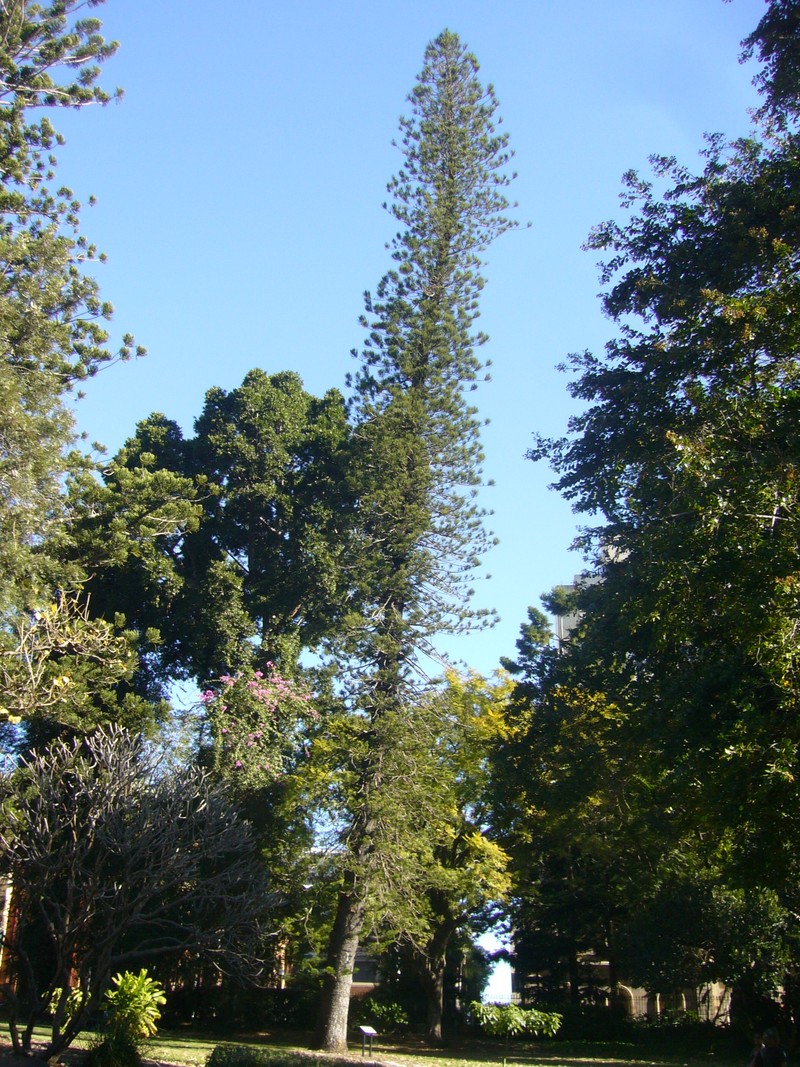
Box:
68;369;352;691
513;0;800;1019
0;0;141;617
0;2;171;745
314;30;519;1051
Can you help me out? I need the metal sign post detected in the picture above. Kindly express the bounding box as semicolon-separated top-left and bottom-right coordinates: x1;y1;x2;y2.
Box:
359;1025;377;1056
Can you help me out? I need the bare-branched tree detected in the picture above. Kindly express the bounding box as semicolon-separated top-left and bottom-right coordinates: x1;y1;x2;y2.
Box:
0;725;273;1060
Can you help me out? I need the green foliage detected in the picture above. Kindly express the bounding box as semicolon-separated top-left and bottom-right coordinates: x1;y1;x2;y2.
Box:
385;672;511;1041
84;1031;143;1067
206;1046;359;1067
346;28;518;667
367;1000;411;1032
48;985;83;1024
316;30;520;1052
69;371;353;705
104;970;166;1042
0;0;142;619
469;1001;562;1039
500;605;554;681
187;370;353;669
507;0;800;1015
536;132;800;833
203;665;317;792
350;993;410;1034
493;648;651;1005
0;0;178;749
615;879;793;997
741;0;800;123
0;592;157;732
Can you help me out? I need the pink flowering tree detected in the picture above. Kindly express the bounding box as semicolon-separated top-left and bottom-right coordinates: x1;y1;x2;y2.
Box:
200;665;318;792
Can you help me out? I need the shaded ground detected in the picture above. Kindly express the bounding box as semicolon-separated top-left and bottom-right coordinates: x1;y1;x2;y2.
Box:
0;1029;751;1067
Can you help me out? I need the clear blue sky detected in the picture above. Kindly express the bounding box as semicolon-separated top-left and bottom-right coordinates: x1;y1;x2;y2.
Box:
61;0;765;677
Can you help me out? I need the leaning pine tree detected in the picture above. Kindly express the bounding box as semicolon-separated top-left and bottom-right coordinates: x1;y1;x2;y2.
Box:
313;30;519;1051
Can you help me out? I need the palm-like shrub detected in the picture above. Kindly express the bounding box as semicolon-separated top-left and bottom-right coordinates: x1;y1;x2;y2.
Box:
105;970;167;1042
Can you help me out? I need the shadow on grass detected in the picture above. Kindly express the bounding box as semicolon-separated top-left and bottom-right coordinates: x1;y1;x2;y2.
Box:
1;1026;751;1067
141;1029;750;1067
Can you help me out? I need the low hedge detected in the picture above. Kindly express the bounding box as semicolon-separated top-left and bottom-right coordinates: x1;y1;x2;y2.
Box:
206;1045;367;1067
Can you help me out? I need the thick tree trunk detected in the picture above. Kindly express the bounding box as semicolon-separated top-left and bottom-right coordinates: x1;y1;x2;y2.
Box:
313;876;367;1052
412;906;459;1046
418;957;447;1045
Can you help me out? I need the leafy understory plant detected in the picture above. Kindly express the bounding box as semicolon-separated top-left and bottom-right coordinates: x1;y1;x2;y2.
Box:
469;1001;562;1040
85;971;167;1067
48;985;83;1024
105;969;167;1041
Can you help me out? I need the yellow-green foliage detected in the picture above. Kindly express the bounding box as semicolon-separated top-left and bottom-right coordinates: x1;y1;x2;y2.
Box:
105;970;166;1041
470;1001;562;1039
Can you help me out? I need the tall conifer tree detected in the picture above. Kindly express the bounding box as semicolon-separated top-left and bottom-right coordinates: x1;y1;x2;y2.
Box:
314;30;518;1051
0;1;140;617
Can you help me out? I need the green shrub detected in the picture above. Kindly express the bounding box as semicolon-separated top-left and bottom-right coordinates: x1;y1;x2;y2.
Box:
469;1000;562;1039
206;1045;368;1067
206;1046;268;1067
84;1031;143;1067
105;969;166;1042
349;992;410;1034
364;999;409;1032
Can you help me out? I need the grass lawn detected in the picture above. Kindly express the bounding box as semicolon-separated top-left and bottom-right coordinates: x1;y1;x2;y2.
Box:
141;1028;750;1067
1;1025;751;1067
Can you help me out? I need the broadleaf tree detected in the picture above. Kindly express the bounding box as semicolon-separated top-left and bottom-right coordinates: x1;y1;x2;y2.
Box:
396;671;512;1044
517;0;800;1021
0;726;271;1061
70;370;353;690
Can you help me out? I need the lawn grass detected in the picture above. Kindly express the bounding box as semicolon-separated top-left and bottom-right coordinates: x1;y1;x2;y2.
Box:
139;1027;749;1067
1;1024;751;1067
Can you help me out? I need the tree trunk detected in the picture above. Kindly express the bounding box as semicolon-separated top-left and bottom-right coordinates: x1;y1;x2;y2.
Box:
418;956;447;1045
313;876;367;1052
411;907;459;1046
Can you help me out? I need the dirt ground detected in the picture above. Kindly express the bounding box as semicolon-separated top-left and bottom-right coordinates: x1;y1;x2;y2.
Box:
0;1050;78;1066
0;1049;183;1067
